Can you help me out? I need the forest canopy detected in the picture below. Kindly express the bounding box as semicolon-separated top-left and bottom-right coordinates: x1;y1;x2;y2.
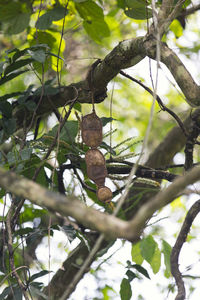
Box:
0;0;200;299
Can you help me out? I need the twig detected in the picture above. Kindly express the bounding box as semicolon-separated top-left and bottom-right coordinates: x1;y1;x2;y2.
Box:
57;1;69;87
184;115;200;170
60;234;105;300
6;203;30;300
170;199;200;300
119;71;187;137
33;86;78;180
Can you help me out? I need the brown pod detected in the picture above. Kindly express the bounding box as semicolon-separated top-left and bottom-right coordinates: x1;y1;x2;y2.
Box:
97;186;112;203
85;149;107;186
81;112;102;148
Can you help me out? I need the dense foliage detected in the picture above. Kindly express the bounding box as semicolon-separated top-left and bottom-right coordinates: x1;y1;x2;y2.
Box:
0;0;200;299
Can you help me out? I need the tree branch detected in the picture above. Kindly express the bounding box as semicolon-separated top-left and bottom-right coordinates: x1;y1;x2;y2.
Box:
12;32;200;132
146;108;200;168
1;165;200;242
128;166;200;236
143;40;200;107
170;199;200;300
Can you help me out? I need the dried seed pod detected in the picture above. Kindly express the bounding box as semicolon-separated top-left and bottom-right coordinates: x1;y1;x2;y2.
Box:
85;149;107;186
97;186;112;203
81;112;102;148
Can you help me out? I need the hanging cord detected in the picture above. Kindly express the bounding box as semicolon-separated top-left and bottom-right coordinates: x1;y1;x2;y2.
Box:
87;59;102;112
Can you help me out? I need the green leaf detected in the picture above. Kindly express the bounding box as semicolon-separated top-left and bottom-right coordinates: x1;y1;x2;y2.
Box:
61;225;77;242
83;19;110;43
0;92;24;102
24;100;37;111
22;154;48;187
6;13;30;35
0;61;5;75
74;0;88;2
124;0;152;20
140;235;156;263
50;6;67;21
0;101;12;118
0;69;29;86
3;118;16;136
76;1;104;20
131;264;150;279
27;49;46;63
150;244;161;274
126;269;137;282
101;117;116;126
20;205;47;223
48;121;78;144
4;58;33;76
36;6;67;30
0;3;21;21
30;270;50;282
14;227;34;236
170;19;183;38
120;278;132;300
131;242;144;265
117;0;125;9
20;148;33;161
162;240;172;278
36;13;53;30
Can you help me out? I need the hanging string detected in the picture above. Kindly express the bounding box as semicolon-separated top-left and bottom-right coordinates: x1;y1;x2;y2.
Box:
87;59;101;113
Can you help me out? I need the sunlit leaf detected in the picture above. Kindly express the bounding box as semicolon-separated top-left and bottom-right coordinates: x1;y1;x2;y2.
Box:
131;242;144;265
150;244;161;274
140;235;156;263
83;19;110;43
162;240;172;278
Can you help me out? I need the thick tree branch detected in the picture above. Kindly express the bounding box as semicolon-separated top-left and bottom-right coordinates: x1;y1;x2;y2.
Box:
143;40;200;107
171;200;200;300
12;33;200;132
128;166;200;235
1;165;200;242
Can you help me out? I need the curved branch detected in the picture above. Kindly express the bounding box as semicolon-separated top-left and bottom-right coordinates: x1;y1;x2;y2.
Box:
1;165;200;242
128;166;200;236
170;199;200;300
143;40;200;107
13;33;200;132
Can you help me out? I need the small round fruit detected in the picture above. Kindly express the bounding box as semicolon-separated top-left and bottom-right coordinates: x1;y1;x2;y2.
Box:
97;186;112;203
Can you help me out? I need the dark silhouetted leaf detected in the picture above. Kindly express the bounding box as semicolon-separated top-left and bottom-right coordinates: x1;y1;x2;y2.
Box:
126;270;137;282
4;58;33;75
0;69;29;86
0;101;12;118
30;270;50;282
7;13;30;34
120;278;132;300
124;0;152;20
3;118;16;136
131;264;150;279
36;6;67;30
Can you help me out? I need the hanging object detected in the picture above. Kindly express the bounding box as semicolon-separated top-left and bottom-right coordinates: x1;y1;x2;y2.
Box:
81;111;113;207
81;59;113;208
